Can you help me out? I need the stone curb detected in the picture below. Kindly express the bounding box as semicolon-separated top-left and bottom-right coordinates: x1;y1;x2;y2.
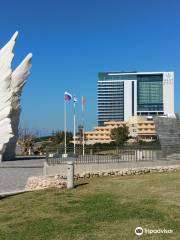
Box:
0;190;27;198
0;165;43;168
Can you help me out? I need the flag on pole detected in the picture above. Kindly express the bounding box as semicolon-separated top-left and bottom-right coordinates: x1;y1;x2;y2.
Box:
64;91;72;101
64;91;72;155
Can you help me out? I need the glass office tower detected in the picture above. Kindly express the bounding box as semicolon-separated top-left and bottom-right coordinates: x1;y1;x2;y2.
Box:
98;72;174;126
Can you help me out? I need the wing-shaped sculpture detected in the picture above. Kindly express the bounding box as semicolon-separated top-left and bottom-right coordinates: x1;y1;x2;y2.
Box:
0;32;32;161
0;32;17;160
3;53;32;160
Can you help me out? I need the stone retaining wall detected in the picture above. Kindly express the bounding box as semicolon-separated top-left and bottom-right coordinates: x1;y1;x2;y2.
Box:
75;165;180;178
26;175;67;191
26;165;180;191
154;116;180;147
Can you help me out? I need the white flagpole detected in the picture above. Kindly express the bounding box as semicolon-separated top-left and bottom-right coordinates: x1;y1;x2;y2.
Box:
82;123;85;156
64;99;67;155
73;101;76;154
82;96;85;156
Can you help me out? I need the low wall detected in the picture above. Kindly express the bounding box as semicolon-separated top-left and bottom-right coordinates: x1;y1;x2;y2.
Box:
76;165;180;178
27;164;180;191
26;175;67;191
44;159;180;177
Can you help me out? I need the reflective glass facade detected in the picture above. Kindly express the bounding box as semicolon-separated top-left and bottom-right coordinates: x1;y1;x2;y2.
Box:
137;75;163;111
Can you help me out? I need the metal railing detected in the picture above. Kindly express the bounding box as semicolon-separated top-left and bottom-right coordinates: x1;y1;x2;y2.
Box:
45;144;175;165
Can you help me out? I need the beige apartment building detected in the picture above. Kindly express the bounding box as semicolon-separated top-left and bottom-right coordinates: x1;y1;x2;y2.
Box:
85;121;126;144
85;116;157;144
127;116;157;143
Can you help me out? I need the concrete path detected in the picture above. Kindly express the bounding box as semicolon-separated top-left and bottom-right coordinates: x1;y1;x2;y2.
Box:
0;158;45;194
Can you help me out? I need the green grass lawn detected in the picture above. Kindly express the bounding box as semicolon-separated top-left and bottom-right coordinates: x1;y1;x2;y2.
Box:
0;172;180;240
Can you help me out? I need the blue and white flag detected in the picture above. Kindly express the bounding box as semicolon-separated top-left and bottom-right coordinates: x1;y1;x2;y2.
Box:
73;96;78;102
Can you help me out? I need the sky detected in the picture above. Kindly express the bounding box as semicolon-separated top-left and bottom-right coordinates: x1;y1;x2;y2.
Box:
0;0;180;135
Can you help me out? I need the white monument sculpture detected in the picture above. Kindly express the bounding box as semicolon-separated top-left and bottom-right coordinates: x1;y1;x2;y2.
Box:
0;32;32;161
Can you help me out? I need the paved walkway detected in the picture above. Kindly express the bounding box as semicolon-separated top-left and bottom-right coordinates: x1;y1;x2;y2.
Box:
0;158;45;194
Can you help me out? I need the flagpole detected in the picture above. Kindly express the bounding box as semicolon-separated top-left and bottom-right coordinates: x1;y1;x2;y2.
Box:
64;91;73;157
73;101;76;154
82;96;85;156
82;122;85;156
64;99;67;155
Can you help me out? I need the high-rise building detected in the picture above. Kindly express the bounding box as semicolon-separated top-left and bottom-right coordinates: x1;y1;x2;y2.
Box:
98;71;174;126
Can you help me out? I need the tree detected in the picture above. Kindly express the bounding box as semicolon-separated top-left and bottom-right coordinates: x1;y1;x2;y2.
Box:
52;131;73;144
18;127;36;155
110;125;129;145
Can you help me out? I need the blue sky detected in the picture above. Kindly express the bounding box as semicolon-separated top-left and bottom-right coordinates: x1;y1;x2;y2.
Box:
0;0;180;135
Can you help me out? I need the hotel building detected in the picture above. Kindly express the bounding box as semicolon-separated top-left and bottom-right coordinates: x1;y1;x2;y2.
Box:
85;116;157;145
85;121;126;144
98;71;174;126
